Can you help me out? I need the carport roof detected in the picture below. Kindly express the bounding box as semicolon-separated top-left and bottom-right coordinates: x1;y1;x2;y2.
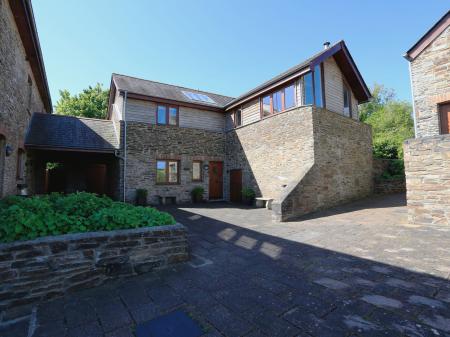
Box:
25;113;119;153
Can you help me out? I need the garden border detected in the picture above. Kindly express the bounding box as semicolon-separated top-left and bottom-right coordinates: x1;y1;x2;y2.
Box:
0;223;189;309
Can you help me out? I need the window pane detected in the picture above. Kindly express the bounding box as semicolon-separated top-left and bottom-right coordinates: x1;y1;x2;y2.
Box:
284;85;295;109
193;162;201;181
343;85;351;116
168;161;178;183
157;105;166;124
156;161;166;183
303;73;314;105
262;95;271;117
273;91;282;113
314;65;323;107
235;109;242;126
169;107;177;125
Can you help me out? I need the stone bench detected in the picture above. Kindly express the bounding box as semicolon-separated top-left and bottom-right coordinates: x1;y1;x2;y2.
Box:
157;196;177;205
255;197;274;209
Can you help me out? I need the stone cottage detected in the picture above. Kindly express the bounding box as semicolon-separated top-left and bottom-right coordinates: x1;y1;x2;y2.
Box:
403;10;450;226
0;0;52;198
105;40;373;221
2;0;374;221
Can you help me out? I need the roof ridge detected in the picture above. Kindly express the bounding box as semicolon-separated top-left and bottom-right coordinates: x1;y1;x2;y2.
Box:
112;73;235;100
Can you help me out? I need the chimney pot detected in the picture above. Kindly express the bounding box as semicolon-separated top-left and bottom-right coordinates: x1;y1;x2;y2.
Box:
323;41;330;49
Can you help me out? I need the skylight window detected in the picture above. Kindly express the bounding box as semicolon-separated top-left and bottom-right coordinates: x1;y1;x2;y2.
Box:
182;91;216;104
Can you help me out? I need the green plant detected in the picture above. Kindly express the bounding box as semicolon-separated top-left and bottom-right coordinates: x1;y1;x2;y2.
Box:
241;187;256;199
0;192;175;243
191;187;204;203
379;159;405;180
191;187;204;198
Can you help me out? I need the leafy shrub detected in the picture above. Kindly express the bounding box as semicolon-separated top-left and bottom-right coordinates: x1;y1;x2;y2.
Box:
0;192;175;243
241;187;256;199
190;187;204;197
373;139;399;159
379;159;405;180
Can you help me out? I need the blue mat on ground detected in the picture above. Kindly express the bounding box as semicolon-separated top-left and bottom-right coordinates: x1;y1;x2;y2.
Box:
135;310;203;337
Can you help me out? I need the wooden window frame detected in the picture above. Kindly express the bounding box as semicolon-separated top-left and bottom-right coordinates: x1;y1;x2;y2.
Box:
439;101;450;135
233;109;242;128
343;82;352;118
259;82;297;119
16;148;25;180
156;159;180;185
192;160;203;182
156;104;179;126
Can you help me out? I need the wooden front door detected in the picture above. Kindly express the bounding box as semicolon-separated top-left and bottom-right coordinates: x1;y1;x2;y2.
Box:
439;103;450;134
230;169;242;202
209;161;223;200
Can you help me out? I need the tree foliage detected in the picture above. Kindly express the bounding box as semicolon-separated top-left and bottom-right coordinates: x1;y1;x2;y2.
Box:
55;83;109;119
360;84;414;159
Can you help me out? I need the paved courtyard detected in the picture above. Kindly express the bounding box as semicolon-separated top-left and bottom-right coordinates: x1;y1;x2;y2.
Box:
1;193;450;336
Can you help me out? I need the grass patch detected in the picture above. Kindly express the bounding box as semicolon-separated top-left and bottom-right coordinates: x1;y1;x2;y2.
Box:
0;192;176;243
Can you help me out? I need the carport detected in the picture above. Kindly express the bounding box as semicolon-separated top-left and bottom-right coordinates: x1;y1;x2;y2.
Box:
25;113;121;199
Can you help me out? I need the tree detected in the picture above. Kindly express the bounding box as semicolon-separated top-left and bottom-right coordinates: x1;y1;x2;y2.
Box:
55;83;109;119
360;84;414;159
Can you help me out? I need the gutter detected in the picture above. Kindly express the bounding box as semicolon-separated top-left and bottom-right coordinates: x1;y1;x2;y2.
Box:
407;62;418;138
122;90;128;202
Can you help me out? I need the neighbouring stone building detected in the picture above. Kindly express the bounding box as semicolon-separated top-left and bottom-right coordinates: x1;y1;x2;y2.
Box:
0;0;52;198
404;11;450;225
100;40;373;221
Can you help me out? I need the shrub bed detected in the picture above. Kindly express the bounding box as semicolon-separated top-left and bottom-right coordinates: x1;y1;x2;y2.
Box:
0;192;176;243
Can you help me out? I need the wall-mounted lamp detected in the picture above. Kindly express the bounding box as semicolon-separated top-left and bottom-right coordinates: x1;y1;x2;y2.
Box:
5;144;13;157
203;164;209;171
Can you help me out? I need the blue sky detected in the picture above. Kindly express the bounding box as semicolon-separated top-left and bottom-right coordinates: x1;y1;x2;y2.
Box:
33;1;448;105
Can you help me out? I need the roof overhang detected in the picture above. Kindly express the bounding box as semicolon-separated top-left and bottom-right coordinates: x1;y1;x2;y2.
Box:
225;40;371;110
122;91;225;113
8;0;52;112
404;10;450;62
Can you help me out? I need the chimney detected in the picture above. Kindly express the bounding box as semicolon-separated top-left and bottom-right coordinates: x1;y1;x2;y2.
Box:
323;41;330;50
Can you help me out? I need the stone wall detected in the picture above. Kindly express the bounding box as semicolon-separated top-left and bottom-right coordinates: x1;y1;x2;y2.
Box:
404;135;450;225
372;158;406;195
0;224;188;309
124;122;225;204
273;107;373;221
225;107;315;202
225;106;372;221
0;0;47;198
410;25;450;137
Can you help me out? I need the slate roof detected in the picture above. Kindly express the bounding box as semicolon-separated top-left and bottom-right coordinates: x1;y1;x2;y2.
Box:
112;74;235;109
25;113;119;152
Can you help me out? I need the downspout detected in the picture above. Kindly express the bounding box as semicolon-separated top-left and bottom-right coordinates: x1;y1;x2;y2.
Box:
408;62;418;138
122;90;128;202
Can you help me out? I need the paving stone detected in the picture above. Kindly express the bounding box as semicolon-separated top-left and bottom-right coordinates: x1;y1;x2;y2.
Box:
95;298;132;332
67;320;103;337
203;304;253;336
361;295;403;309
0;320;29;337
33;319;67;337
118;284;153;309
408;295;446;309
130;303;160;324
147;285;184;311
64;299;97;327
244;309;300;337
283;308;346;336
104;326;134;337
313;278;350;290
419;313;450;333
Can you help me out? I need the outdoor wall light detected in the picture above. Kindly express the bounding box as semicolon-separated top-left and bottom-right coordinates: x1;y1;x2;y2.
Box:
203;164;209;171
5;144;13;157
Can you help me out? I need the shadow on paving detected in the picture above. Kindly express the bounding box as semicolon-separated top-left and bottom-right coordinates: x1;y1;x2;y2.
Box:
1;195;449;337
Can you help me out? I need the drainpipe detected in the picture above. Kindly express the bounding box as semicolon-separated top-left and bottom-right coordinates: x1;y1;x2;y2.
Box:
408;62;418;138
122;90;128;202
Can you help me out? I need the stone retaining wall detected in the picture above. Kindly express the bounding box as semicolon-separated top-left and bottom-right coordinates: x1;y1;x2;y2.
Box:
404;135;450;226
0;224;188;309
374;179;406;194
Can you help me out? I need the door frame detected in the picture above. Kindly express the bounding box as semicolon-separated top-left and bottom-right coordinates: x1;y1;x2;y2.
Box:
229;169;242;203
208;161;223;200
439;101;450;135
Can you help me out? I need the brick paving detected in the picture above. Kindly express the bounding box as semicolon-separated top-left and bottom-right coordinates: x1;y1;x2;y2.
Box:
1;194;450;336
